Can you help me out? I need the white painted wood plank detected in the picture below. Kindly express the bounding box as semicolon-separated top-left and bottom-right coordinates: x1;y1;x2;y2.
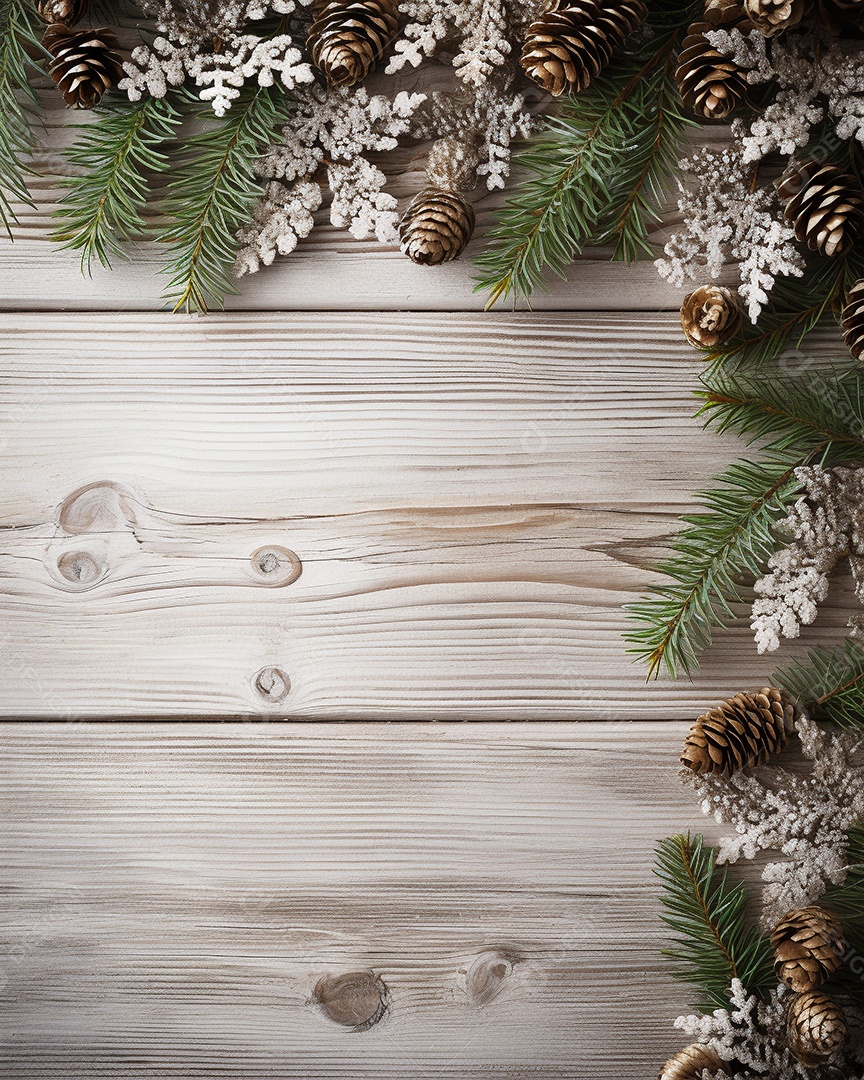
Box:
0;312;853;719
0;721;709;1079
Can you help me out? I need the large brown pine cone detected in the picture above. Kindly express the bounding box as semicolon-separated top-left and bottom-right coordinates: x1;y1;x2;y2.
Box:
843;279;864;362
520;0;648;97
787;990;849;1067
307;0;398;87
43;24;123;109
36;0;89;25
776;161;864;258
744;0;805;34
680;285;742;348
681;688;794;777
399;188;475;266
772;907;846;992
659;1044;726;1080
675;8;755;120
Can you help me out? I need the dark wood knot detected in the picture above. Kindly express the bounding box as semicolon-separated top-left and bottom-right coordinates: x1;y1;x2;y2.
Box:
250;545;302;587
252;667;291;703
314;971;388;1031
465;950;513;1006
56;550;106;588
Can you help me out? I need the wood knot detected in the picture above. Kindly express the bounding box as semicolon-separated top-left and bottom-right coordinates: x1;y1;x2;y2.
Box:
252;666;291;703
56;550;106;589
314;971;388;1031
58;481;136;535
465;950;513;1006
249;545;302;587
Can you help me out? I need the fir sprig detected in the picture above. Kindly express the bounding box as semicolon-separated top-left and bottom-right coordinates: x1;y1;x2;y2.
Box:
53;94;182;273
158;85;291;314
774;639;864;729
474;0;698;307
0;0;46;238
655;833;775;1012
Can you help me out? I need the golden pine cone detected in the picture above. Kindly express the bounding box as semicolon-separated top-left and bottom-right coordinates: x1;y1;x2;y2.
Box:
399;188;475;266
744;0;805;34
680;285;742;349
843;279;864;361
681;688;794;777
307;0;398;87
675;10;754;120
43;24;123;109
776;161;864;259
520;0;648;97
772;906;846;992
36;0;89;25
659;1043;725;1079
787;990;849;1067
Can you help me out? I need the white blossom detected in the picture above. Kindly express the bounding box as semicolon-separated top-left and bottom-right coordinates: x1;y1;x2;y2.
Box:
686;715;864;927
235;179;321;275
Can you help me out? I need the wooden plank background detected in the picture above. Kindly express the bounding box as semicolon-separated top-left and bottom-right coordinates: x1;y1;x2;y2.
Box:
0;86;844;1078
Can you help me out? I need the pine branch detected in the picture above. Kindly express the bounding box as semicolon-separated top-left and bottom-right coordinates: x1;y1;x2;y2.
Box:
0;0;46;239
774;639;864;729
474;1;697;308
158;86;291;314
626;453;806;679
53;94;181;273
655;834;775;1013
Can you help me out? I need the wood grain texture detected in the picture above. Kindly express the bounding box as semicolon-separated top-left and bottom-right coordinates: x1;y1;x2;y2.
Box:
0;312;854;719
0;721;708;1079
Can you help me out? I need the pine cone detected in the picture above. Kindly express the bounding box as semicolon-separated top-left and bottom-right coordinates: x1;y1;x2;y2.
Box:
788;990;849;1067
675;10;754;119
43;24;123;109
659;1044;726;1080
36;0;89;25
680;285;742;348
843;280;864;362
307;0;398;87
520;0;648;97
399;188;475;266
772;907;846;992
776;161;864;259
681;688;795;777
744;0;805;34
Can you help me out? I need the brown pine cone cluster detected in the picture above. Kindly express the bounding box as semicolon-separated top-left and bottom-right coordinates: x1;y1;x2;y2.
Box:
307;0;399;87
399;188;476;266
520;0;648;97
681;687;795;776
43;24;124;109
675;3;755;119
843;280;864;362
658;1044;726;1080
680;285;742;348
772;906;846;992
777;162;864;259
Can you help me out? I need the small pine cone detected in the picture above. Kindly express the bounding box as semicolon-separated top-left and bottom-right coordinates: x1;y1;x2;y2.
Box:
744;0;806;34
307;0;398;87
788;990;849;1067
659;1044;726;1080
776;161;864;259
772;906;846;992
675;10;754;120
36;0;89;25
399;188;475;266
520;0;648;97
843;280;864;361
43;24;123;109
681;687;794;777
680;285;742;349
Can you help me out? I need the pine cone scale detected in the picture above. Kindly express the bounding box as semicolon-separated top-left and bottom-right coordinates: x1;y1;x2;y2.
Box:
843;280;864;361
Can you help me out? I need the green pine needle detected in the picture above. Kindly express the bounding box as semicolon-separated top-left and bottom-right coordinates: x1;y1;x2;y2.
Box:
474;0;698;308
158;85;291;314
655;834;775;1012
0;0;46;239
53;94;182;273
774;639;864;729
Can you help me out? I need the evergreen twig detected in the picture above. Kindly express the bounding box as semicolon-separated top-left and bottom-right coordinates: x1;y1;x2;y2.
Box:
774;639;864;729
0;0;46;239
158;85;291;314
655;833;776;1012
53;94;181;272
